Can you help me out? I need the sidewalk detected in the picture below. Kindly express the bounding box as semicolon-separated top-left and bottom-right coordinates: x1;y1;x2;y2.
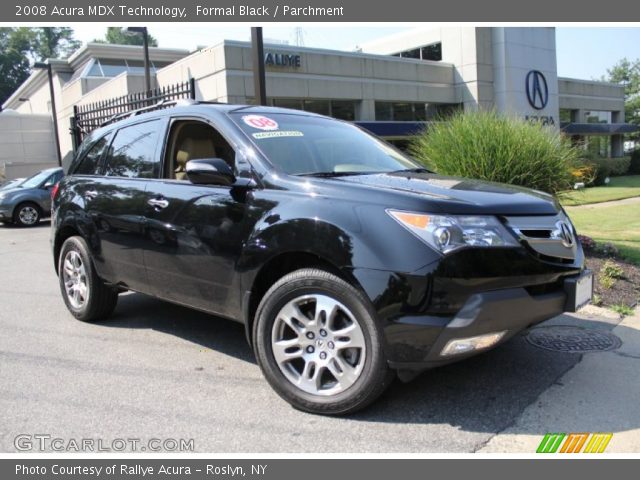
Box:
480;308;640;453
565;195;640;210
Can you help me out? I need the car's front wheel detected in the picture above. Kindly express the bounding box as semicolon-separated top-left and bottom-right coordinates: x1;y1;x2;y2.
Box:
58;236;118;322
254;268;393;415
13;202;41;227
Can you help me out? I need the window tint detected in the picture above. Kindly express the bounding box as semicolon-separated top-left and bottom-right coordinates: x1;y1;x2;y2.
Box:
165;121;235;180
75;134;112;175
105;121;160;179
44;170;63;187
232;113;418;175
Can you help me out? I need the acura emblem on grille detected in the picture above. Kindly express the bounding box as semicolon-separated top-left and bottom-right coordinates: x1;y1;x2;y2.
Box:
552;221;574;248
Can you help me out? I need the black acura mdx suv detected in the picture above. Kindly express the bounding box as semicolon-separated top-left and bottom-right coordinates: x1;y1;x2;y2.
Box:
52;102;592;414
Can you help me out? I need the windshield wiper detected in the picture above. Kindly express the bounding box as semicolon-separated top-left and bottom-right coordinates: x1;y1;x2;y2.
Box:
296;171;376;178
392;167;431;174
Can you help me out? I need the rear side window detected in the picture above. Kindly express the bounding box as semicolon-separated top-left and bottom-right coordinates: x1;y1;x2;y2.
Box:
104;120;161;179
74;134;112;175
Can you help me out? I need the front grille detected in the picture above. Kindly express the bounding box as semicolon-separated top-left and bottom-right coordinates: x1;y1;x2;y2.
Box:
504;213;578;262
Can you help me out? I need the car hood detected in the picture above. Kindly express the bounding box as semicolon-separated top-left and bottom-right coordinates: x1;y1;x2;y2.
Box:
326;171;560;215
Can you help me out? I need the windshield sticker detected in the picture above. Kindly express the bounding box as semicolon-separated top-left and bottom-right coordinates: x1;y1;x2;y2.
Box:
252;131;304;139
242;115;279;131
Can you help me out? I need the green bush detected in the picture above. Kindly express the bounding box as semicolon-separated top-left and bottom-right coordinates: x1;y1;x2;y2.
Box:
584;157;631;186
630;149;640;175
409;111;579;194
601;260;625;280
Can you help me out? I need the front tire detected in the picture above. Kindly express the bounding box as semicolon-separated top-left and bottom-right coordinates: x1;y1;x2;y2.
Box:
254;268;393;415
58;236;118;322
13;202;41;227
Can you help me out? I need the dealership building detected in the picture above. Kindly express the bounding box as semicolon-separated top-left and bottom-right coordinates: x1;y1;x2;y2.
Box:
1;27;636;178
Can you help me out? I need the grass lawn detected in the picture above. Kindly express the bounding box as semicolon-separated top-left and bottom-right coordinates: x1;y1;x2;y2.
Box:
566;203;640;265
560;175;640;206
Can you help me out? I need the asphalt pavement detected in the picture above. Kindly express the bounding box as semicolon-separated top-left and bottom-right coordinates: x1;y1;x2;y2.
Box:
0;222;635;453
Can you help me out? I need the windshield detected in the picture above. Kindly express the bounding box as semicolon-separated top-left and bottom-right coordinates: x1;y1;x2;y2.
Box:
231;112;420;175
20;170;54;189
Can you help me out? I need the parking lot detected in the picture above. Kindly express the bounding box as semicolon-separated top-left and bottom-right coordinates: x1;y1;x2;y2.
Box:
0;222;635;453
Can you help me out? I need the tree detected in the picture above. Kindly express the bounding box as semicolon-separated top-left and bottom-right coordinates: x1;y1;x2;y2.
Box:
0;27;81;105
94;27;158;47
0;28;31;106
605;58;640;141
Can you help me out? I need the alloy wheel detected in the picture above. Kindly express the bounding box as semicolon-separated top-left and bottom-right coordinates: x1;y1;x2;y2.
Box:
62;250;89;309
18;206;38;225
271;294;367;396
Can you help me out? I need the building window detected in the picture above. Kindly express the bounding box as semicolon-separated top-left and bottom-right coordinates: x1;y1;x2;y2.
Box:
273;98;303;110
331;101;356;121
375;102;460;121
270;98;358;121
84;58;171;78
421;43;442;61
585;136;611;158
559;109;573;123
392;42;442;62
303;100;330;116
584;111;612;124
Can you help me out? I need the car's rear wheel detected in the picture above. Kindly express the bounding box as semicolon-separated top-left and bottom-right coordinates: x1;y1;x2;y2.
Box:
254;268;393;415
13;202;41;227
58;236;118;322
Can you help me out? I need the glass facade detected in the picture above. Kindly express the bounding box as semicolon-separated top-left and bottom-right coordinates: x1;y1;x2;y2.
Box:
391;42;442;61
85;58;172;78
270;98;357;121
584;110;612;124
375;101;460;121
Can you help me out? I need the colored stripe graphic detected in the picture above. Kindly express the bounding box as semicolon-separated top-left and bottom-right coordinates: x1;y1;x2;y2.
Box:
560;433;589;453
583;433;613;453
537;433;565;453
537;433;613;453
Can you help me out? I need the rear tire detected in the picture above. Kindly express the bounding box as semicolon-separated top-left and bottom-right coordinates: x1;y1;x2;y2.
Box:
13;202;41;227
58;236;118;322
253;268;394;415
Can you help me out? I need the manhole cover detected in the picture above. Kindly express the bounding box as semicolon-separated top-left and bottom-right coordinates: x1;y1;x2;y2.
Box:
526;326;621;353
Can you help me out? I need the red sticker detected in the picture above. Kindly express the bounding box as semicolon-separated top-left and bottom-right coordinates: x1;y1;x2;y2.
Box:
242;115;279;131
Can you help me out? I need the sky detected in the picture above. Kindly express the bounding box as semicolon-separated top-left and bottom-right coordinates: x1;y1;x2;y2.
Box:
70;26;640;80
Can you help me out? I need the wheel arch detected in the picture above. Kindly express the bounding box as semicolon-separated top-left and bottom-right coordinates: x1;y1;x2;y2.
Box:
243;251;366;347
53;225;81;275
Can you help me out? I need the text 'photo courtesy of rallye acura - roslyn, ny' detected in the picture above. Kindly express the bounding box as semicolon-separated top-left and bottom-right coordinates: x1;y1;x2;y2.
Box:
50;101;593;415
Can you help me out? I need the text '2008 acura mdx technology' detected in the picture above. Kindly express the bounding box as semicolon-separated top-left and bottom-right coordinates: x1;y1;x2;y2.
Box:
52;101;593;415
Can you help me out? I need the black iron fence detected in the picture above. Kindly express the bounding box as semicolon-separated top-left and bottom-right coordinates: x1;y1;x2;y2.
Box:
70;78;195;150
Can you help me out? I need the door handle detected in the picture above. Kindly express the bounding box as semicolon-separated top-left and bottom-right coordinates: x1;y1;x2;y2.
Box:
85;190;98;200
147;198;169;210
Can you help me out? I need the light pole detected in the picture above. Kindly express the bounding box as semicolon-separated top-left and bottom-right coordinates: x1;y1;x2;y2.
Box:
123;27;152;99
251;27;267;106
33;62;62;167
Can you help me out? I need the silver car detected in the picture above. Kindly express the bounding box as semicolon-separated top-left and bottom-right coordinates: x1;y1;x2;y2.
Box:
0;168;64;227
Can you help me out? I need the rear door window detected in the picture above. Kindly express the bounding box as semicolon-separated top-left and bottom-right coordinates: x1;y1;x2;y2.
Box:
74;134;112;175
104;120;161;179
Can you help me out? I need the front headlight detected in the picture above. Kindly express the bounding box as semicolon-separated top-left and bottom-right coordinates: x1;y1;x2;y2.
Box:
0;193;6;202
387;210;519;254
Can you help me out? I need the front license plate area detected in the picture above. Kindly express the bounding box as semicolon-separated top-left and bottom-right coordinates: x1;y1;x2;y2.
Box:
564;270;593;312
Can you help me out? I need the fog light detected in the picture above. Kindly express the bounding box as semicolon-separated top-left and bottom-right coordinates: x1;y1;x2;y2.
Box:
440;331;507;357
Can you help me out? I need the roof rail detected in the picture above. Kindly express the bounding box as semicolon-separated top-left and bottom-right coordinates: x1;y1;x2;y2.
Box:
100;98;197;128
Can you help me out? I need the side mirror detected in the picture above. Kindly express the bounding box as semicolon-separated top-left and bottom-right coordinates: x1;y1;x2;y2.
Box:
186;158;235;186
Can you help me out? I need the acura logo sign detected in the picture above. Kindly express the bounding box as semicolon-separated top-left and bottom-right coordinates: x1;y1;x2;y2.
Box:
526;70;549;110
552;221;574;248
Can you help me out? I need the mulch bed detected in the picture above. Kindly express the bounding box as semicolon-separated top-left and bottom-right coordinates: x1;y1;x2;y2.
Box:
585;254;640;308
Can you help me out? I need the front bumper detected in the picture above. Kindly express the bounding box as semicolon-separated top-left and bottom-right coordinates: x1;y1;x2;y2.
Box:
386;286;566;371
382;268;592;373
